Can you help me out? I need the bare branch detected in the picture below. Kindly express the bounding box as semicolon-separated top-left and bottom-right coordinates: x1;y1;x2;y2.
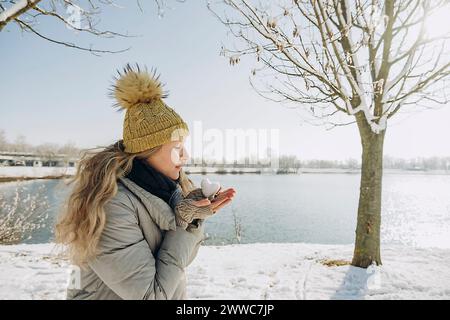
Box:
14;17;130;55
0;0;41;31
1;0;185;54
211;0;450;133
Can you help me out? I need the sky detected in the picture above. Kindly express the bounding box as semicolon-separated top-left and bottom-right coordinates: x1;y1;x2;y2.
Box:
1;0;449;161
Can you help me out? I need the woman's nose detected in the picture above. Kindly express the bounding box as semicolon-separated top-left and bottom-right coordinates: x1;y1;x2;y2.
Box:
180;146;190;162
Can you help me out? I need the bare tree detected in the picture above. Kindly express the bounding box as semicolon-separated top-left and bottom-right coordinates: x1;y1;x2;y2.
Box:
35;142;60;164
0;183;50;244
279;154;301;168
0;129;7;151
210;0;450;267
58;140;80;157
0;0;185;54
231;207;242;244
12;134;29;152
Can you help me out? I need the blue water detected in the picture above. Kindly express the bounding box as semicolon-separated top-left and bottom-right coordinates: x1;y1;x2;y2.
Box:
1;173;449;248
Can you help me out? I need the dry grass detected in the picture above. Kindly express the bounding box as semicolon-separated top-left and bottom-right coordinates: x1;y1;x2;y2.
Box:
319;259;351;267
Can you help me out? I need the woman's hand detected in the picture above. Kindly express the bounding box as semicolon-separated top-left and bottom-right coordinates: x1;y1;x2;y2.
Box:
210;187;236;213
175;187;236;226
191;187;236;212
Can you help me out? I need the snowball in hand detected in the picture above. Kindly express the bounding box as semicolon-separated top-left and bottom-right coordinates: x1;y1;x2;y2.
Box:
201;178;221;199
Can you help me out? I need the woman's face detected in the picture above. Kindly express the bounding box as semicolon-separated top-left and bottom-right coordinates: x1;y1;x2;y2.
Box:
146;138;189;180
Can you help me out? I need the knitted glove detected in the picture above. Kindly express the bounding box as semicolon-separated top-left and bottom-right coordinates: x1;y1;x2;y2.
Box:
174;188;216;229
185;188;207;201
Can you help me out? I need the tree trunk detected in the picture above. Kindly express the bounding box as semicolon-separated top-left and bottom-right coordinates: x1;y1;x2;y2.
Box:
352;113;386;268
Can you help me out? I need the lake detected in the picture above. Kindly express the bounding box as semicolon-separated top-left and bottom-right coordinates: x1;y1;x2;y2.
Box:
1;173;449;248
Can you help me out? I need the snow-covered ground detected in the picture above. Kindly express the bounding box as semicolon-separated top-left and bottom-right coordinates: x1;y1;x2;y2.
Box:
0;242;449;300
0;167;76;179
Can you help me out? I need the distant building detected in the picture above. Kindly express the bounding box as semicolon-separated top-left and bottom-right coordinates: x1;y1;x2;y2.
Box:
0;151;78;167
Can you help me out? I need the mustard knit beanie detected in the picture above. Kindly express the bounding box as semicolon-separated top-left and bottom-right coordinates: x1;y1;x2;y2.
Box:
110;63;189;153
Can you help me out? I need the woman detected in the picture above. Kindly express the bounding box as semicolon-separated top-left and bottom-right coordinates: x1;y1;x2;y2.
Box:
55;64;236;300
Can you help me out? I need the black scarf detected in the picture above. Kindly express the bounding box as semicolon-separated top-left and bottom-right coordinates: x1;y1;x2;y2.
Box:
125;157;180;206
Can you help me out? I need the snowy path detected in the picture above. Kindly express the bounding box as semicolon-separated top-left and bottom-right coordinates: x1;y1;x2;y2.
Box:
1;243;449;300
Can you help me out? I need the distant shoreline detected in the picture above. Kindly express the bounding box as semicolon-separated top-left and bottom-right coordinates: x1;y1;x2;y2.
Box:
0;175;73;183
0;167;76;183
0;166;449;183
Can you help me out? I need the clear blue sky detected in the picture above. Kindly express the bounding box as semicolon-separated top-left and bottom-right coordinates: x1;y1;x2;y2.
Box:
1;0;449;160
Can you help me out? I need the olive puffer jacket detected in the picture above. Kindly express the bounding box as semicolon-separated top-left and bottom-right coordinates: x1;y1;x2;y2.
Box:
66;176;206;300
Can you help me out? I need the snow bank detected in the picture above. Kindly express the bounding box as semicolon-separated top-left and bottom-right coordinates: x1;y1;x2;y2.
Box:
0;242;449;300
0;167;76;179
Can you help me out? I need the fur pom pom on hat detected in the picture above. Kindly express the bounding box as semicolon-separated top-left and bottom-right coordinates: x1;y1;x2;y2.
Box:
112;64;167;110
109;63;189;153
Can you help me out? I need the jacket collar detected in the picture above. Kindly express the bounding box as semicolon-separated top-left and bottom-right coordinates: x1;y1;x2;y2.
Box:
117;176;177;231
